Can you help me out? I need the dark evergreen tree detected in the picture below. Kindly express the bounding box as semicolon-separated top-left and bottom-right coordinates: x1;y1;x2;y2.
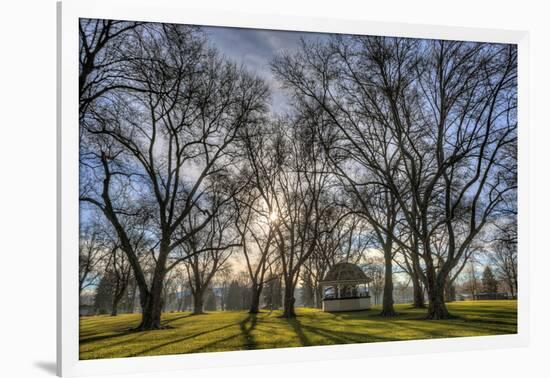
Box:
204;288;218;311
482;266;499;293
226;280;243;310
94;272;114;314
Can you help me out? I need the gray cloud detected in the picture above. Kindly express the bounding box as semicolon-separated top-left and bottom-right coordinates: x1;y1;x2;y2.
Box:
203;26;328;113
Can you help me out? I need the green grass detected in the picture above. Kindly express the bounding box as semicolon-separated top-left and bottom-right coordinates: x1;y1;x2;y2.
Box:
79;300;517;360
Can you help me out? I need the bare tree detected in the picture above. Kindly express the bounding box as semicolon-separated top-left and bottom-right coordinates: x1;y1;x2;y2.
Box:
79;217;109;294
80;23;269;329
79;19;144;115
233;193;277;313
183;202;237;314
262;272;283;311
269;116;332;318
393;230;426;308
360;189;400;316
489;219;517;297
107;246;133;316
213;265;233;311
232;124;284;313
363;256;385;305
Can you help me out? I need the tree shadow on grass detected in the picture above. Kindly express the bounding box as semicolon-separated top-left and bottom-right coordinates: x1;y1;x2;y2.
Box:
387;318;516;339
185;332;243;354
288;318;312;346
287;316;397;347
128;322;238;357
239;313;258;350
83;313;264;358
301;323;395;344
335;309;449;322
80;330;140;345
81;314;193;348
451;310;517;320
448;314;516;325
81;313;189;343
161;313;193;326
81;332;150;355
185;313;261;354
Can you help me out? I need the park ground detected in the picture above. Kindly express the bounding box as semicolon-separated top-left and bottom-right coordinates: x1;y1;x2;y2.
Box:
79;300;517;360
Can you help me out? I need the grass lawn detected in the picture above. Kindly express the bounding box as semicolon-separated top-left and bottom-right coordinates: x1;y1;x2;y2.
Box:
79;300;517;360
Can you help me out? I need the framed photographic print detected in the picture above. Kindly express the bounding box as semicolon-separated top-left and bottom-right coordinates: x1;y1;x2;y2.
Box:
58;0;529;376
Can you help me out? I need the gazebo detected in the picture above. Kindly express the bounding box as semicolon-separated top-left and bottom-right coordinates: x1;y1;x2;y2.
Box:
320;262;372;312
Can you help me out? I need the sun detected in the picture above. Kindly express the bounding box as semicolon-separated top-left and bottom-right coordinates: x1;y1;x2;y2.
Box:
269;211;278;222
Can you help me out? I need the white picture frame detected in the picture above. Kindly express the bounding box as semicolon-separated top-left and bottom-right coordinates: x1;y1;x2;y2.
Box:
57;0;530;376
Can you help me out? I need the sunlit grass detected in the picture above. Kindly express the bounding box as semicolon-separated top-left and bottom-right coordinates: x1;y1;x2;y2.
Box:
79;300;517;360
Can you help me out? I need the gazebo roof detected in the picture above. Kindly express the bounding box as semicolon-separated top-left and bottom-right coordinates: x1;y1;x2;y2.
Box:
320;262;371;284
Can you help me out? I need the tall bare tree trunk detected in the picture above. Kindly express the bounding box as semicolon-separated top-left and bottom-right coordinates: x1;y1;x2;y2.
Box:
410;250;425;308
380;242;397;317
192;289;205;315
412;275;425;308
426;274;451;319
249;283;263;314
281;281;296;318
135;248;168;330
137;278;164;330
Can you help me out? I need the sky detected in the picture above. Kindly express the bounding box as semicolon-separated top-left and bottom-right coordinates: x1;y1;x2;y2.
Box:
204;26;328;113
